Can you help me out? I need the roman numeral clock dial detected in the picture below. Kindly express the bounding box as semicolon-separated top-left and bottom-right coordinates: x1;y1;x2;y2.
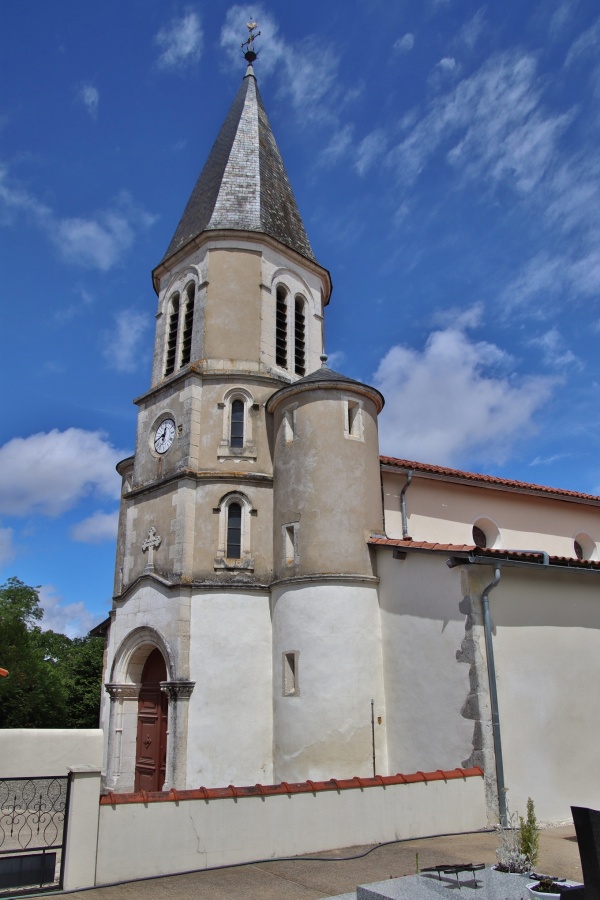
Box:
153;418;175;454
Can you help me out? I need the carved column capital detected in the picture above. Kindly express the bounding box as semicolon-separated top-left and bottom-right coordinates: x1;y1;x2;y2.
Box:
105;683;139;701
160;680;195;701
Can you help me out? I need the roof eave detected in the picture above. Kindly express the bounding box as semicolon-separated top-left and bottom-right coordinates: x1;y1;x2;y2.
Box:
379;459;600;507
152;228;332;303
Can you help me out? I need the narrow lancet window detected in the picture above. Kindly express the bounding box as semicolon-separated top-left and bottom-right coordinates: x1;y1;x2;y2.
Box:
276;286;288;369
294;297;305;376
180;284;195;367
164;295;180;376
230;399;244;448
227;502;242;559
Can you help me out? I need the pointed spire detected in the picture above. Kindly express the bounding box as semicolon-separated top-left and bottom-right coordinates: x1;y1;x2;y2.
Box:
161;35;316;265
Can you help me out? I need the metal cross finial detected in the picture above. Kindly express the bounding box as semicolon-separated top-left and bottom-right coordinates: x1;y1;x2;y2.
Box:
241;19;260;63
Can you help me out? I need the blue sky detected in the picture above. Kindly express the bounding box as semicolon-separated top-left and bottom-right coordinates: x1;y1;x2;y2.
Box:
2;0;600;634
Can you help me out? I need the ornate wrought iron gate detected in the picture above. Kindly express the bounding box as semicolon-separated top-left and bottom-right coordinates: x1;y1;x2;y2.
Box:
0;776;70;895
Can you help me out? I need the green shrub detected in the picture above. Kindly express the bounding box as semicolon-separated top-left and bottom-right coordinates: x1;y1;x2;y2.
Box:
519;797;540;867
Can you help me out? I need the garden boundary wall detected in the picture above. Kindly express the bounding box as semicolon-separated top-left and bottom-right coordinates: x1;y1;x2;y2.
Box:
95;767;486;884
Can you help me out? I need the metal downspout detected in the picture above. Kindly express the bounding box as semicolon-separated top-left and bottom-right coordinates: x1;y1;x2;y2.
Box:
480;565;508;827
400;470;413;539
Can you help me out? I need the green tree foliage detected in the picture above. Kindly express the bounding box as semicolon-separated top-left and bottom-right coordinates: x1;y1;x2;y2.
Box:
0;577;104;729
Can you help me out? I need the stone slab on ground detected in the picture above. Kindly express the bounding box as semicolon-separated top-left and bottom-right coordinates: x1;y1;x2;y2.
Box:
355;868;530;899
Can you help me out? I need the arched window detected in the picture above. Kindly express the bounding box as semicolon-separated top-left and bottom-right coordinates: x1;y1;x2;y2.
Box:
294;297;306;376
227;502;242;559
218;389;256;460
180;283;195;367
214;493;254;571
164;294;180;376
276;286;288;368
230;399;244;448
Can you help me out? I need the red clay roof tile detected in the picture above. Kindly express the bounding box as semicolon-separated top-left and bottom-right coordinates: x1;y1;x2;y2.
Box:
380;456;600;504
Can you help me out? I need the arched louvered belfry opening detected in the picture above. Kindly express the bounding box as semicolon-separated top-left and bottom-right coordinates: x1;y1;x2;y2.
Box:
276;285;288;368
134;648;168;792
294;296;306;376
164;295;180;376
180;283;195;367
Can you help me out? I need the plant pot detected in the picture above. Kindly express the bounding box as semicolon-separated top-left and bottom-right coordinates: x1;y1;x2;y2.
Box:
526;881;584;897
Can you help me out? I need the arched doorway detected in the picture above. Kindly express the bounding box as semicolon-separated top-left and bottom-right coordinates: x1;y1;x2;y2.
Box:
134;648;168;792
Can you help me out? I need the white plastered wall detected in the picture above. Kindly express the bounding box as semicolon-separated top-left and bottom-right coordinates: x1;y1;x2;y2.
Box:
480;565;600;822
272;580;388;782
377;549;475;774
96;775;486;883
383;471;600;558
187;588;273;787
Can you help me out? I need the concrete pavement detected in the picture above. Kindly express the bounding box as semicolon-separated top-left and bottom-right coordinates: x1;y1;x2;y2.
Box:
64;825;581;900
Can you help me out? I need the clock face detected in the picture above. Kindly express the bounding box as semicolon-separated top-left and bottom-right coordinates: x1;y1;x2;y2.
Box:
154;418;176;454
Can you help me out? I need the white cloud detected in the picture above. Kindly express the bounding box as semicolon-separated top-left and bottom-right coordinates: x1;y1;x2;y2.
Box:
529;328;582;369
0;429;124;517
0;527;15;567
220;6;284;76
374;323;556;466
355;130;387;176
456;9;485;50
54;191;157;271
102;308;151;372
155;11;204;72
220;8;342;124
78;83;99;119
54;286;94;323
319;124;355;168
0;167;156;271
550;1;580;39
324;350;346;370
389;51;575;196
38;585;98;638
565;16;600;67
71;510;119;544
393;34;415;54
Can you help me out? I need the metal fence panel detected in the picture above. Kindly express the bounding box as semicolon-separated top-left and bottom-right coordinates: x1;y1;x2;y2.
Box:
0;776;70;896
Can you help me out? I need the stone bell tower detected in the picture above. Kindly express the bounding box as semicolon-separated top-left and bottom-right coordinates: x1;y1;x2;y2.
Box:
101;30;336;792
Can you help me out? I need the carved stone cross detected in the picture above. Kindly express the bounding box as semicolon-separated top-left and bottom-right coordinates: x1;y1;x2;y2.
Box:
142;526;162;572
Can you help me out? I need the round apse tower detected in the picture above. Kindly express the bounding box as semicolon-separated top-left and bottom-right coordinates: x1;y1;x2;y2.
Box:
266;361;388;782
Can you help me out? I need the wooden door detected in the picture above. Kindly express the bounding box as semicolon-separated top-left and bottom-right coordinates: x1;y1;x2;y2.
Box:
134;649;168;792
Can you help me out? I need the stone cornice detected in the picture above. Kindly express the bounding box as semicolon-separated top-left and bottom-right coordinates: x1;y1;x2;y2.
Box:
124;468;273;500
270;573;379;589
113;571;271;603
152;230;331;304
134;365;293;406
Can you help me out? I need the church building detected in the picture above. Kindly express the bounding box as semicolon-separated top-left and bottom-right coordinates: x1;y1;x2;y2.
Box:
100;37;600;827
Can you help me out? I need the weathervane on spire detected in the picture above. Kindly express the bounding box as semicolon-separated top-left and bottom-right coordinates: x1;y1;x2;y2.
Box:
242;19;260;64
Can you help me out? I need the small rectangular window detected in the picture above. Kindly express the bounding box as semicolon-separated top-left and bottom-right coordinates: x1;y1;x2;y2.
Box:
284;524;297;566
346;400;363;440
283;651;299;696
283;409;295;444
